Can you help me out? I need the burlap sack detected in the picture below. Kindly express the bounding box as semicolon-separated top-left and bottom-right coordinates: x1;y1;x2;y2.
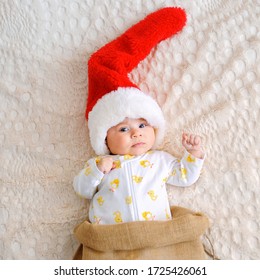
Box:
73;206;209;260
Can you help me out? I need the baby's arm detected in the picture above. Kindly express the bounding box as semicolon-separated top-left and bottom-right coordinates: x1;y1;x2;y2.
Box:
73;158;105;199
166;150;204;187
165;133;205;187
182;133;204;159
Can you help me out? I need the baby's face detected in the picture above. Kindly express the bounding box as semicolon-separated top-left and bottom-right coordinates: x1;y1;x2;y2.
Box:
106;118;155;156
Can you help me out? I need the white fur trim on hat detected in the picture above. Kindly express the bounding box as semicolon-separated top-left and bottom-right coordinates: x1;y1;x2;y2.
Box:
88;87;165;155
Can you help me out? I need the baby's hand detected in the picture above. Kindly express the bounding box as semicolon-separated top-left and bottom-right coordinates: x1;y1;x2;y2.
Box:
182;133;204;159
97;157;115;174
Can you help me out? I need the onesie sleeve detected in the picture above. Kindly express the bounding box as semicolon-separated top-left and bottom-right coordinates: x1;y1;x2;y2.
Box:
166;150;205;187
73;158;104;199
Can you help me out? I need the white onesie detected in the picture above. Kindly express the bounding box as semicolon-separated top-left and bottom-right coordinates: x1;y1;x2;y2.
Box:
73;150;204;224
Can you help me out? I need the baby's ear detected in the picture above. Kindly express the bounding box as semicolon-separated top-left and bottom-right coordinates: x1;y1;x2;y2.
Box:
104;137;110;154
153;127;158;141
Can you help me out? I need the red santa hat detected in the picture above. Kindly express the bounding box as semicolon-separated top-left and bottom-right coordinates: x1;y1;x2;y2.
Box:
86;7;187;155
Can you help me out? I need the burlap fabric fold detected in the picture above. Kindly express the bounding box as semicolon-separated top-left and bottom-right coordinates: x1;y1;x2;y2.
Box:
73;206;209;260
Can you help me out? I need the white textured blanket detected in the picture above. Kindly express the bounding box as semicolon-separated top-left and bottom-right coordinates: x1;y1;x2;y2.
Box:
0;0;259;259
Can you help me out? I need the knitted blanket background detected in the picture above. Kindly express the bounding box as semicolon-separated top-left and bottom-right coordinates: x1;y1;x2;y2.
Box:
0;0;259;259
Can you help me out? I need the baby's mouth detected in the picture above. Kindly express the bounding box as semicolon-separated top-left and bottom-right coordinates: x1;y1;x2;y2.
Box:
132;142;145;147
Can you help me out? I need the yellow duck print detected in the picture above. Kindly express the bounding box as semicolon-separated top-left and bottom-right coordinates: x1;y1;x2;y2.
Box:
142;211;155;221
97;196;104;206
165;209;171;220
161;177;168;187
186;154;196;163
162;177;167;183
84;166;92;176
124;154;135;160
132;175;143;183
125;196;132;204
140;160;154;168
110;178;120;192
180;167;187;180
147;190;158;201
113;211;123;223
93;216;101;224
113;160;121;169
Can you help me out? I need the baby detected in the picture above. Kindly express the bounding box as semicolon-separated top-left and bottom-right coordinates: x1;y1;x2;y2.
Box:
73;8;203;224
73;117;204;224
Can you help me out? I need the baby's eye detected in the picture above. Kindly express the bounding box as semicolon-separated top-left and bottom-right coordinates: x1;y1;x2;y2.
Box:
139;123;147;128
119;127;129;132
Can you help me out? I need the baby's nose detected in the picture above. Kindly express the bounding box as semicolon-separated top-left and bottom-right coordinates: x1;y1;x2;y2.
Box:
132;129;142;138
